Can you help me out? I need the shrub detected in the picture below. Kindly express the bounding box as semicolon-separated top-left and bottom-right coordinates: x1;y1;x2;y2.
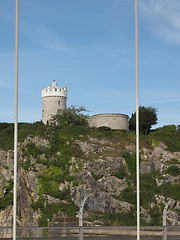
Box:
150;125;180;152
111;167;127;179
120;188;136;205
38;202;78;226
140;173;157;208
53;105;88;126
102;208;136;226
149;206;162;226
31;194;46;211
129;106;158;135
0;123;14;150
99;126;111;131
92;172;103;180
121;151;136;174
166;166;180;176
0;179;13;210
157;182;180;200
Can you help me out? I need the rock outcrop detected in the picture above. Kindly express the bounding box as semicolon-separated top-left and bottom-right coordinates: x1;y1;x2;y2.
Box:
0;134;180;238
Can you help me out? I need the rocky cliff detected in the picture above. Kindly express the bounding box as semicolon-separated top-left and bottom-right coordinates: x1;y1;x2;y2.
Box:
0;123;180;237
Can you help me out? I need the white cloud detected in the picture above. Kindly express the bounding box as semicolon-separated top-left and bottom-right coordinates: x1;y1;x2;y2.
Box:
20;22;88;52
140;0;180;44
0;80;14;88
124;98;180;106
141;98;180;104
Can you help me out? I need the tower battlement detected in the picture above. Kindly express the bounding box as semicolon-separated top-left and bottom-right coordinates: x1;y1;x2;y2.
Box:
41;80;67;124
41;80;67;99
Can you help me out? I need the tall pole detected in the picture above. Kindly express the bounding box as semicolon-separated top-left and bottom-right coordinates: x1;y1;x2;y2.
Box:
135;0;140;240
13;1;19;240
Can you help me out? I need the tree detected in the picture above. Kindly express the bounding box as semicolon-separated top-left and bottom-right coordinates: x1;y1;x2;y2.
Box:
53;105;88;126
129;106;158;134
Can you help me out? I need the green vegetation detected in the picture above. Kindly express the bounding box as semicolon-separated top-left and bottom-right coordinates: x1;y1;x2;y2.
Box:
158;182;180;200
38;202;78;226
101;208;136;226
0;179;13;210
0;123;14;150
111;166;127;179
92;172;103;180
169;158;180;164
0;122;49;150
0;119;180;227
140;173;157;208
129;106;158;135
150;125;180;152
53;105;88;126
120;188;136;205
166;166;180;176
121;151;136;174
31;194;46;211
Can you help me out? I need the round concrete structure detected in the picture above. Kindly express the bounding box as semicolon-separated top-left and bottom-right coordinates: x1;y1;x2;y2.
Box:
87;113;129;130
41;80;67;124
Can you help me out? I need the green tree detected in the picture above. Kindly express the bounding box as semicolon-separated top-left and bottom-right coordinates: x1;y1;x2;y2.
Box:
129;106;158;134
53;105;88;126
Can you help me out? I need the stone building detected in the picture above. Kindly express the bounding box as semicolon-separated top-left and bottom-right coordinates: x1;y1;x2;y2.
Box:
41;80;129;129
87;113;129;130
41;80;67;124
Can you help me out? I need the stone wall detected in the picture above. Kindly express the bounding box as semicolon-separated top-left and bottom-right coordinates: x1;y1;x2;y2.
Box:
42;96;66;124
87;113;129;130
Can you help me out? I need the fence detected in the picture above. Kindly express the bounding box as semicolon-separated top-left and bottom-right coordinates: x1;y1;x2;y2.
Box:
0;226;180;239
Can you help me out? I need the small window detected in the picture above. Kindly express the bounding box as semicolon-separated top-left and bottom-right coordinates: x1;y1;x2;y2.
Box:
55;88;57;91
58;101;60;105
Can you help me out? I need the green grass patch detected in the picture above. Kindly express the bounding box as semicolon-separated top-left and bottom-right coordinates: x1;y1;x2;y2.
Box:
149;125;180;152
101;208;136;226
157;182;180;200
0;179;13;210
38;202;78;226
165;166;180;176
111;166;127;179
121;151;136;174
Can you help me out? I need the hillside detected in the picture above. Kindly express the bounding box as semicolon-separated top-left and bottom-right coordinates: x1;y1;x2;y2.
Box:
0;122;180;236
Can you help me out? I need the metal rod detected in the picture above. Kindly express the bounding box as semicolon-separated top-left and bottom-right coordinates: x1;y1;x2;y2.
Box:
162;200;171;240
79;196;87;240
135;0;140;240
13;1;19;240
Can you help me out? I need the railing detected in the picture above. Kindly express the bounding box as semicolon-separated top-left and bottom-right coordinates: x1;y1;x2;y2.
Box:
0;226;179;239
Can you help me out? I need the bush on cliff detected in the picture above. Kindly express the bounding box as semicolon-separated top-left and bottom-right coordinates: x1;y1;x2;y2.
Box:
53;105;88;126
129;106;158;135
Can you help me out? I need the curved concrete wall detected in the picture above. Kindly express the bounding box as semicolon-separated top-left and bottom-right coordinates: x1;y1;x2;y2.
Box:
87;114;129;130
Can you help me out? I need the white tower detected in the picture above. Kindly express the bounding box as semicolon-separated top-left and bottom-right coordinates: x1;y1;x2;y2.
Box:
41;80;67;124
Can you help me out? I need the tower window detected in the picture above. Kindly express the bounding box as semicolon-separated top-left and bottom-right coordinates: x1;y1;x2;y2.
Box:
55;88;57;91
58;101;60;105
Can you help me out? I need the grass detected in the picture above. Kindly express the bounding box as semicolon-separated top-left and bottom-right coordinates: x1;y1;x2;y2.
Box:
38;202;78;226
149;125;180;152
0;179;13;210
165;166;180;176
101;208;137;226
111;167;127;179
120;151;136;174
1;122;180;226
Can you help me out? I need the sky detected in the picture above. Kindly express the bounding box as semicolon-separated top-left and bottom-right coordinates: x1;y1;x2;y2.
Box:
0;0;180;128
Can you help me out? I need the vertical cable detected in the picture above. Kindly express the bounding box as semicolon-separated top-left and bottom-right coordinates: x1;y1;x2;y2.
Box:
13;1;19;240
135;0;140;239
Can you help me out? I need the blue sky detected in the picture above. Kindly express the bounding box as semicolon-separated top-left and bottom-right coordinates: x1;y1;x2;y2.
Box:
0;0;180;128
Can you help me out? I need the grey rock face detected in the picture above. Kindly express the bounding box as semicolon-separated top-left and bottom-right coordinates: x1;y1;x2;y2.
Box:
0;135;180;239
